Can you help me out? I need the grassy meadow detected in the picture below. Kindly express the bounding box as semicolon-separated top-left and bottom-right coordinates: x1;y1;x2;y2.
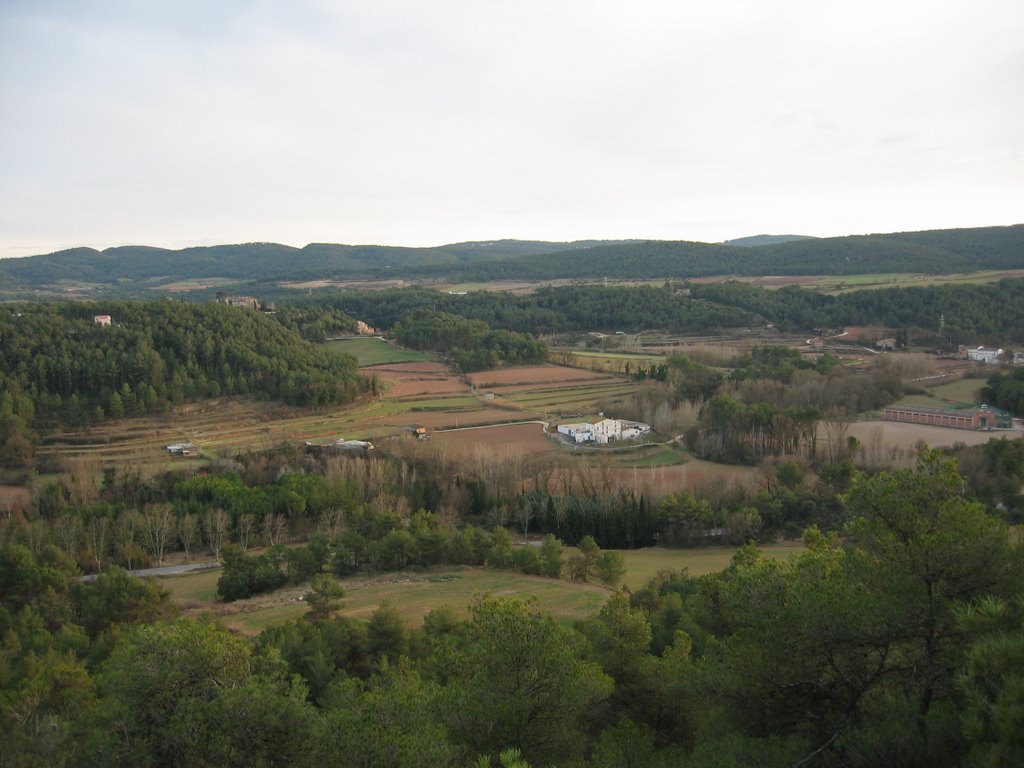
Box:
324;337;434;366
158;543;804;635
893;377;987;409
617;543;804;590
162;565;611;635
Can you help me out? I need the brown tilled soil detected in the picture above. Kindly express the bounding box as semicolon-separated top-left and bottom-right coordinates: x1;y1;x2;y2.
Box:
468;365;618;387
433;423;555;456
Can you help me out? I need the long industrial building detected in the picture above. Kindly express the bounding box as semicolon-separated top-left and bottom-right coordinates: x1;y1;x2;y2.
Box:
883;404;1014;430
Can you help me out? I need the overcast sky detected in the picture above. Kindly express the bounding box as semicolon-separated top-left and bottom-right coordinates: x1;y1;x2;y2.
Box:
1;0;1022;259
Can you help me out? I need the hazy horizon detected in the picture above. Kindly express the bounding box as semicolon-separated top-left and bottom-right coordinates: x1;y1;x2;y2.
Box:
5;221;1024;261
3;1;1022;260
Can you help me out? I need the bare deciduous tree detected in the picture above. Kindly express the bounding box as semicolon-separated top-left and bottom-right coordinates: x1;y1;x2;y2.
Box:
65;457;102;507
177;513;199;563
22;521;48;555
822;409;851;464
115;509;144;569
320;507;345;538
204;508;229;560
514;496;533;543
54;513;82;558
141;503;175;567
237;513;256;551
262;512;287;546
84;514;111;572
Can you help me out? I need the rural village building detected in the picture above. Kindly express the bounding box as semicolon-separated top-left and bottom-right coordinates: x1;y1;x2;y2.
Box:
219;295;260;309
165;442;198;456
93;314;112;326
883;404;1015;431
557;417;651;444
959;345;1004;364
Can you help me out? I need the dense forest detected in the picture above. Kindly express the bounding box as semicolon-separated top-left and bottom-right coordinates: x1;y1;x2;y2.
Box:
391;311;548;371
296;277;1024;343
689;278;1024;340
0;302;369;466
418;224;1024;281
3;451;1024;767
2;225;1020;295
0;239;637;291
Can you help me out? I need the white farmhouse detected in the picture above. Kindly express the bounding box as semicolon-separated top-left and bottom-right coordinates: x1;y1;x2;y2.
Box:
967;347;1004;364
556;417;650;444
592;418;620;444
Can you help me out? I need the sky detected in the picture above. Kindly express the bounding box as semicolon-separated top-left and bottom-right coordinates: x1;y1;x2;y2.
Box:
1;0;1022;259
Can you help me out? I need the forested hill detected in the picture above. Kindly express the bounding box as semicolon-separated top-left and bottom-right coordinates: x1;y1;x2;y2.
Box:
0;239;637;289
0;302;368;449
1;226;1021;294
434;224;1024;281
722;234;814;247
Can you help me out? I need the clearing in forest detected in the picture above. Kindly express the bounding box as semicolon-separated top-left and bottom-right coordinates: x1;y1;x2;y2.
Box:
324;337;434;366
163;565;611;635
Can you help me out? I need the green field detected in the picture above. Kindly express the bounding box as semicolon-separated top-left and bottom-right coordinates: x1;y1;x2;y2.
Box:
927;377;986;404
160;565;611;634
812;270;1024;294
618;543;803;590
324;337;433;366
162;568;221;603
159;543;804;634
894;377;987;409
617;447;688;467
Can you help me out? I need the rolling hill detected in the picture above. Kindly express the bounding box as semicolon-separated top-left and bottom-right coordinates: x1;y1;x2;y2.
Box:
1;225;1021;296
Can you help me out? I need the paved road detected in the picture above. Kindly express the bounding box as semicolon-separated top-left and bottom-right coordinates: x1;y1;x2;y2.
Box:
79;560;221;582
129;561;221;577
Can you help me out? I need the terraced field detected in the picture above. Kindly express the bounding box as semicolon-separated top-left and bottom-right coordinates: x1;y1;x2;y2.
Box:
466;364;642;418
37;360;643;469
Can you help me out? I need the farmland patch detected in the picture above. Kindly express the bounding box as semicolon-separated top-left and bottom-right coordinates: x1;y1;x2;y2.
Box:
468;364;618;388
848;420;1024;452
434;422;556;457
324;337;433;367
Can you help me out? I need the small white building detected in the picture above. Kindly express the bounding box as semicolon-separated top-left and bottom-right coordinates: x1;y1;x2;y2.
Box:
166;442;198;456
967;347;1004;364
557;422;596;443
94;314;112;326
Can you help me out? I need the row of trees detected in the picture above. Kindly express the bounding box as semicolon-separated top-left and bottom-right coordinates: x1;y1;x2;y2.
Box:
687;394;822;464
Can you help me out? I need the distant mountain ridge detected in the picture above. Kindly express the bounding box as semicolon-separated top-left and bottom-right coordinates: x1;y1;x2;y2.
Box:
723;234;815;247
1;225;1021;294
0;239;638;289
